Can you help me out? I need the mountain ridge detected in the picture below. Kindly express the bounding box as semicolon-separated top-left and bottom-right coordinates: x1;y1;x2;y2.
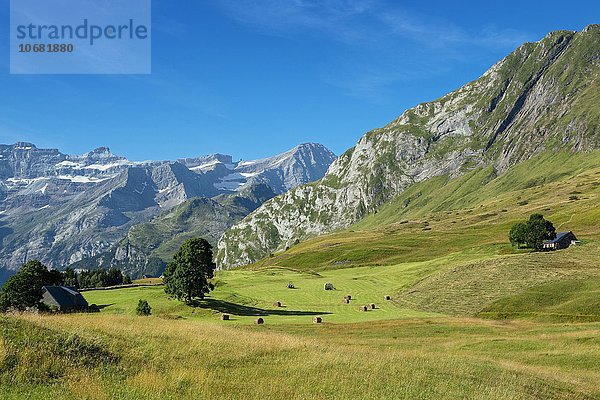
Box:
0;142;336;275
217;26;600;269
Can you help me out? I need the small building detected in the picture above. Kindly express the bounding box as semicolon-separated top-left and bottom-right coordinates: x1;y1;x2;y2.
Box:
543;231;578;251
42;286;88;312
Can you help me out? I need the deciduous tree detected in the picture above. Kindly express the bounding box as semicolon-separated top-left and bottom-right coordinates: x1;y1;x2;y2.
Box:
163;238;216;305
0;260;63;311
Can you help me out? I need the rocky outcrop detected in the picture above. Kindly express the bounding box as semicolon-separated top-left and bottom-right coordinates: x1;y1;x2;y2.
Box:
217;26;600;269
82;183;278;278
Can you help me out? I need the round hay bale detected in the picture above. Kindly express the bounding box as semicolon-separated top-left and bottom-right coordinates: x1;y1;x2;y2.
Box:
273;301;282;307
359;305;368;312
344;295;352;300
255;317;264;325
342;298;350;304
221;314;230;321
384;295;391;300
370;303;376;310
313;316;322;324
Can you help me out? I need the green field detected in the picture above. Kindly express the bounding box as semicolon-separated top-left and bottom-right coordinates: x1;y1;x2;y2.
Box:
1;151;600;399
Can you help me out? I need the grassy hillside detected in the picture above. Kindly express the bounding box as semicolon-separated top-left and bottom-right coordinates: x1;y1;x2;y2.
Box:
82;243;600;324
246;151;600;271
0;264;600;399
3;231;599;399
394;243;600;319
479;277;600;322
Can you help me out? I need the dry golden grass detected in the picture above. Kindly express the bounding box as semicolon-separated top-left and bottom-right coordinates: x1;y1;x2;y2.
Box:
3;313;597;400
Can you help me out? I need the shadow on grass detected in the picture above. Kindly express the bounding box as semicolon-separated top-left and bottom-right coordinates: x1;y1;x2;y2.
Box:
192;298;330;317
96;304;115;309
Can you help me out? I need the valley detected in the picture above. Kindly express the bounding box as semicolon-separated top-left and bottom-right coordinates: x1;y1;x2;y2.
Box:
2;146;599;399
1;22;599;400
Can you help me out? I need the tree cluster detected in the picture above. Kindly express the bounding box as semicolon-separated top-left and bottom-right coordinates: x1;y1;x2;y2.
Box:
63;267;132;289
509;214;556;250
163;238;216;305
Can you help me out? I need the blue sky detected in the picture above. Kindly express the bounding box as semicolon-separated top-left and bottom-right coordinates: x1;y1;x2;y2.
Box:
0;0;597;161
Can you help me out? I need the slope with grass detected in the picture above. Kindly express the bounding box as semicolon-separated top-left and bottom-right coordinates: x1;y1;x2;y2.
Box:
218;26;600;268
479;277;600;322
243;150;600;272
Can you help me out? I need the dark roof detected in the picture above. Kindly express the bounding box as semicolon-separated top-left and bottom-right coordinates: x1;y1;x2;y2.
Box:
544;231;574;244
42;286;88;309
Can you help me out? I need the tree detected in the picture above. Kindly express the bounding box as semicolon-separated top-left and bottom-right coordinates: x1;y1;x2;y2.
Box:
163;238;216;305
509;222;528;248
508;214;556;250
136;299;152;316
0;260;63;311
526;214;556;250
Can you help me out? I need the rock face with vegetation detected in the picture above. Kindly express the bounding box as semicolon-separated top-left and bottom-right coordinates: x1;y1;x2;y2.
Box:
71;184;276;278
217;25;600;269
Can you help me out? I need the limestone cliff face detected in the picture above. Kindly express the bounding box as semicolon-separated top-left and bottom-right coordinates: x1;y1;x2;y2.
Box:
217;26;600;269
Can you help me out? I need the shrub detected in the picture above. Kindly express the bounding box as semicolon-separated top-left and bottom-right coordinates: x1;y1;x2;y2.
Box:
136;300;151;316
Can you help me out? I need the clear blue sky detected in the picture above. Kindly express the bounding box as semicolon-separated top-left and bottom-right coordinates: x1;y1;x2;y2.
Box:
0;0;597;161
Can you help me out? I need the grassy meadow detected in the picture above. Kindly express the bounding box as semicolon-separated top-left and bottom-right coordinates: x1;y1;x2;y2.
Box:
1;151;600;399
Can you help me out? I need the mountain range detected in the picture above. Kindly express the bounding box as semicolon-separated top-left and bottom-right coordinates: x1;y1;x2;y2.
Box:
217;25;600;268
3;25;599;279
0;142;336;278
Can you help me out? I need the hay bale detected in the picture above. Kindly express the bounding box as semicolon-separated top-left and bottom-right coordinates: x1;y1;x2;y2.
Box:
370;303;376;310
342;298;350;304
221;314;230;321
384;295;391;300
313;316;322;324
255;317;264;325
273;301;282;307
359;305;368;312
344;295;352;300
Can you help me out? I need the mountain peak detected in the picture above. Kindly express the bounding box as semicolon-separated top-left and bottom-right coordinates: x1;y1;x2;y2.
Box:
87;147;114;157
12;142;37;150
